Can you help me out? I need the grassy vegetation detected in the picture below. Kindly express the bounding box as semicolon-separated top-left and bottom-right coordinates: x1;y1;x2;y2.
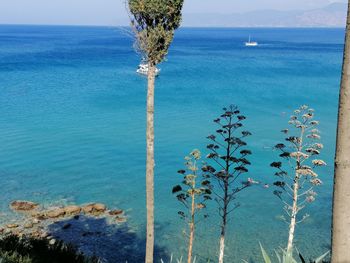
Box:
0;234;99;263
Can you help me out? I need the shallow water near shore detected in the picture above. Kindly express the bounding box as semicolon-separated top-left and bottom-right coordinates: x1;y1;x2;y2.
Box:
0;25;344;262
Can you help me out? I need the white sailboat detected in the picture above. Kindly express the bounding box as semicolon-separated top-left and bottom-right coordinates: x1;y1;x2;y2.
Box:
245;35;258;47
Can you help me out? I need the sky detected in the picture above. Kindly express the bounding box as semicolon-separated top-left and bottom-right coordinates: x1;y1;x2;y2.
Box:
0;0;347;26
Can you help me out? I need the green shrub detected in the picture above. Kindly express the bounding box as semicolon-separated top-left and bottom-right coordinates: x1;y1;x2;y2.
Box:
258;243;329;263
0;234;98;263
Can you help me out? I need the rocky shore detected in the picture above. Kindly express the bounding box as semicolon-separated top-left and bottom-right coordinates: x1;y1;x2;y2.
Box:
0;200;127;244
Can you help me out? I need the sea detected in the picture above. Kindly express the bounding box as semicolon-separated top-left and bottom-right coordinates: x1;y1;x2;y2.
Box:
0;25;344;262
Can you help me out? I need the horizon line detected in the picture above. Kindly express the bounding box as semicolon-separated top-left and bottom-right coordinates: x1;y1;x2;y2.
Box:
0;23;345;29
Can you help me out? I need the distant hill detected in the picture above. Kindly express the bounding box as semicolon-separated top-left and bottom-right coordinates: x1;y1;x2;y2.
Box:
182;2;347;27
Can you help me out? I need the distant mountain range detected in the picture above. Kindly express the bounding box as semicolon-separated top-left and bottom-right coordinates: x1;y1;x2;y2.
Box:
182;2;347;27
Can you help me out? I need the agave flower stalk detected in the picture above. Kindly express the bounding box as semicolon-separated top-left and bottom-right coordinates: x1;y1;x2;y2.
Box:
172;150;212;263
270;105;326;255
204;105;253;263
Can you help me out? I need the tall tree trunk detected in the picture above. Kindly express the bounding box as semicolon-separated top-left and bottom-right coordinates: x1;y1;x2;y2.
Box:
331;1;350;261
145;63;155;263
187;195;195;263
287;178;299;254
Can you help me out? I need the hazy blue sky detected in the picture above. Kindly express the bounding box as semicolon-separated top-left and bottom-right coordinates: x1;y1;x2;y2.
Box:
0;0;347;26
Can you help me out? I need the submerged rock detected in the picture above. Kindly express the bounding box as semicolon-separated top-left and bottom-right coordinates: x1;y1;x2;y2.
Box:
31;211;47;220
82;231;93;237
24;222;34;229
46;208;65;218
81;204;94;214
64;205;81;216
108;209;124;216
6;224;19;229
32;218;40;224
40;232;49;238
115;216;127;224
62;223;72;230
93;203;106;212
10;200;38;211
82;203;106;215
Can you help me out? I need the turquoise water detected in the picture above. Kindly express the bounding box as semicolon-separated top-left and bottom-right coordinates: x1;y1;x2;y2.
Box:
0;25;344;262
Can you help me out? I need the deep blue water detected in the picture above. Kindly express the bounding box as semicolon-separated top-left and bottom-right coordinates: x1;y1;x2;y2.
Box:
0;25;344;262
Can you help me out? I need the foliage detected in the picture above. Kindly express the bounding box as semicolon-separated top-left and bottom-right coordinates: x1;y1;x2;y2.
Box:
160;254;183;263
0;234;99;263
128;0;184;65
259;243;330;263
0;251;32;263
161;254;212;263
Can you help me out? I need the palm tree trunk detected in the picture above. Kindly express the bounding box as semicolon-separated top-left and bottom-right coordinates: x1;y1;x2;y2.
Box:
331;1;350;261
145;63;156;263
